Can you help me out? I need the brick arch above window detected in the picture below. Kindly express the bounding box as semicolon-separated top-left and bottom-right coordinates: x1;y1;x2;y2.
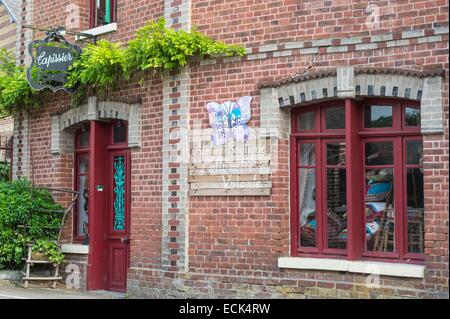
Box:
258;67;445;135
50;96;142;154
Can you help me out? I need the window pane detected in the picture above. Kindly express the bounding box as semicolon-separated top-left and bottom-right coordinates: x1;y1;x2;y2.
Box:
407;168;424;254
79;130;89;147
299;143;315;166
406;141;423;165
325;106;345;129
298;111;315;130
96;0;113;26
327;142;346;165
77;156;89;237
365;168;395;253
365;142;393;165
299;168;316;248
405;107;421;127
364;105;393;128
326;168;347;249
79;155;89;174
113;122;127;143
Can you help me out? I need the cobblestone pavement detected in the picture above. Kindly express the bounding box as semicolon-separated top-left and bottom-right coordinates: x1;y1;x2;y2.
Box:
0;280;124;299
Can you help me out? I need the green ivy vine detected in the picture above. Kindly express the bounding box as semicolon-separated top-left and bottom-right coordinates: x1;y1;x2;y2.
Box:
66;40;126;92
0;49;41;116
123;17;245;74
67;18;245;93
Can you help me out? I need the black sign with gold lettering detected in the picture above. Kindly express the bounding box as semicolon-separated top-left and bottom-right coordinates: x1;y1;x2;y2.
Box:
27;31;82;93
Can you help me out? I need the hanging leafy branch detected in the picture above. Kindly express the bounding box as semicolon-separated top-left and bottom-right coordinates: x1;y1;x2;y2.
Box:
123;17;245;75
65;40;126;91
67;18;245;90
0;49;41;116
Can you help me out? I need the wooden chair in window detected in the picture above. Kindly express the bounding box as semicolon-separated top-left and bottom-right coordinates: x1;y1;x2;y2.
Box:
407;171;424;252
373;183;394;252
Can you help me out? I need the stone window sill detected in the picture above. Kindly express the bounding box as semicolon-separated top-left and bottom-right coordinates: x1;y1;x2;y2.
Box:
60;244;89;255
278;257;425;278
76;23;117;40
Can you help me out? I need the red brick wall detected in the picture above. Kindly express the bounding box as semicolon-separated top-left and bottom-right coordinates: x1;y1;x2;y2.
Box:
192;0;448;47
18;0;448;298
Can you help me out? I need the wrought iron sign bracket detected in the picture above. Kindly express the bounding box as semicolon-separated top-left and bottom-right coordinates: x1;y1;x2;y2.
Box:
24;25;98;44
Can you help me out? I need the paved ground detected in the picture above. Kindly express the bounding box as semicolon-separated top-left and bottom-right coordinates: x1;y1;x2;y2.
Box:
0;280;124;299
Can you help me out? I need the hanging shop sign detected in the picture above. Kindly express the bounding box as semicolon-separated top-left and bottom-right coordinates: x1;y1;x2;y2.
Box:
27;30;82;93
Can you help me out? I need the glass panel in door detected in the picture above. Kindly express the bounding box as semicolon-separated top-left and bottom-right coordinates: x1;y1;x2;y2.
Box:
113;155;126;231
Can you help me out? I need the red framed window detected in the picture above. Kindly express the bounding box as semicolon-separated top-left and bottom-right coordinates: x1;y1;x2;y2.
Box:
290;99;423;263
90;0;117;29
73;125;90;242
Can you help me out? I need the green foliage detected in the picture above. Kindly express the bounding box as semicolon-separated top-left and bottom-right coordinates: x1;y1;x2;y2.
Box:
0;49;16;74
0;179;65;269
67;18;245;91
32;239;65;264
66;40;126;92
123;17;245;75
0;49;40;116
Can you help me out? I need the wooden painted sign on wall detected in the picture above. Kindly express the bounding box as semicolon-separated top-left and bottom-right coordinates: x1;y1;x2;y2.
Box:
189;97;273;196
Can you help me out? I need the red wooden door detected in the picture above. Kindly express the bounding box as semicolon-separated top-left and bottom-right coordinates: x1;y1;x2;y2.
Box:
106;149;131;292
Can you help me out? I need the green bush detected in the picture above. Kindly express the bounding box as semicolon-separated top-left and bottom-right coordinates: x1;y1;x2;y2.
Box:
0;179;65;269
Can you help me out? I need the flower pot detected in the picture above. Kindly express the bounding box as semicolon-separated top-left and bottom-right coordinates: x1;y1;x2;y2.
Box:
31;251;47;261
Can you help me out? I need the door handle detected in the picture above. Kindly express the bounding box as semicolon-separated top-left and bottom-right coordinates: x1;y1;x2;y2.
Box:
121;237;130;244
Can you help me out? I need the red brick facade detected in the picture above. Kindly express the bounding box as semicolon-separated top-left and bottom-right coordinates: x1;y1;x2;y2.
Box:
14;0;448;298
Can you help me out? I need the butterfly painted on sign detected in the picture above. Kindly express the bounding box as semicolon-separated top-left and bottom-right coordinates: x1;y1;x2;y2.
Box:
206;96;253;145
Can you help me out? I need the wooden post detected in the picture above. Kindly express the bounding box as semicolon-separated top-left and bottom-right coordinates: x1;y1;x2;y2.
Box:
52;264;60;289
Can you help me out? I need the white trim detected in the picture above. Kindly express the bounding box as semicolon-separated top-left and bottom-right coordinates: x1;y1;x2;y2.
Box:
61;244;89;255
76;23;117;40
278;257;425;278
